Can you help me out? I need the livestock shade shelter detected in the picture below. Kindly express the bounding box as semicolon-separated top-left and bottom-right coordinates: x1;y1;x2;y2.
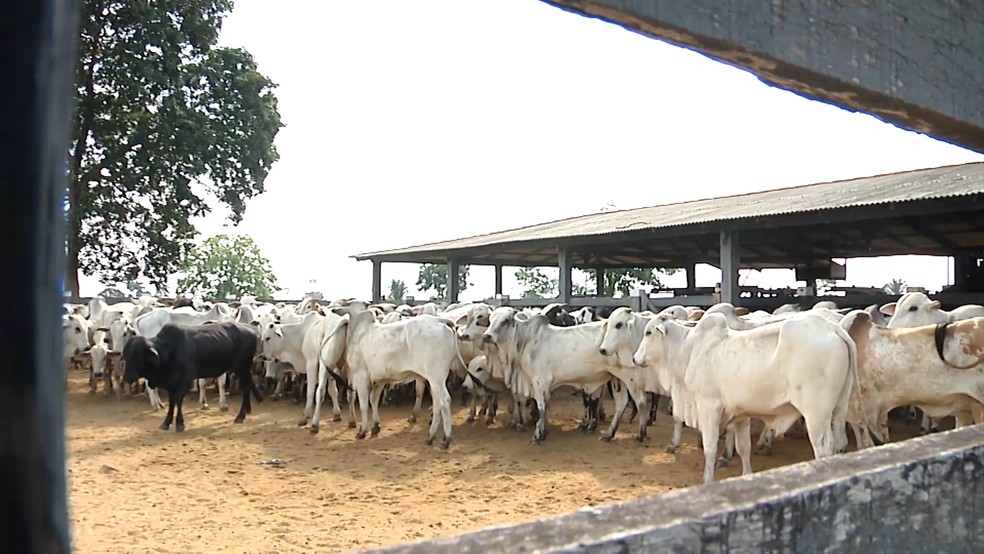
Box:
354;162;984;305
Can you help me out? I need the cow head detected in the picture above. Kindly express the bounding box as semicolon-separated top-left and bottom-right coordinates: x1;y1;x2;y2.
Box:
598;307;640;366
63;315;91;356
260;322;286;360
457;304;492;341
883;292;946;328
121;335;159;384
482;307;518;347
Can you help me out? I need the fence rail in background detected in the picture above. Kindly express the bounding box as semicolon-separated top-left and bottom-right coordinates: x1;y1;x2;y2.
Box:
359;425;984;553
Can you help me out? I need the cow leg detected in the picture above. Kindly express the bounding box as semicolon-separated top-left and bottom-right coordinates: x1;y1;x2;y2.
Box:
424;377;451;448
88;369;96;394
198;378;210;410
486;395;498;426
733;418;753;476
531;392;549;445
698;404;723;484
408;377;425;424
103;371;113;398
369;384;384;437
754;425;775;455
629;387;648;442
310;365;331;434
716;426;736;469
466;389;479;423
174;385;188;432
850;423;873;450
147;385;164;411
217;374;229;411
666;419;684;453
299;360;319;427
160;389;176;431
354;374;373;438
326;378;342;422
601;380;630;442
346;389;357;428
954;410;974;428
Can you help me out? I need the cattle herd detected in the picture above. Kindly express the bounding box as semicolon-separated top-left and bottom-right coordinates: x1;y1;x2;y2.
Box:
62;291;984;484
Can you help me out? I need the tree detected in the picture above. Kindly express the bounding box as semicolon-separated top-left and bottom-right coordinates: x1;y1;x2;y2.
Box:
883;278;907;295
66;0;283;295
515;267;557;298
124;279;150;297
388;279;407;303
177;234;279;299
416;264;470;300
584;268;676;297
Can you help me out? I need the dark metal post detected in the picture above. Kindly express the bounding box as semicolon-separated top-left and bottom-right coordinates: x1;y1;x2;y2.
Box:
371;260;382;302
2;0;78;551
685;262;696;291
720;231;741;304
494;264;503;296
447;258;460;303
595;267;605;296
558;247;572;303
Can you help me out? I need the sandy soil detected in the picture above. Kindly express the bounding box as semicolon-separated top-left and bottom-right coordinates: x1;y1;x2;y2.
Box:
66;373;922;553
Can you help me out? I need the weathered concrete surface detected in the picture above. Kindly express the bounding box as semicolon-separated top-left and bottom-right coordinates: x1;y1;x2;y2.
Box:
538;0;984;154
357;425;984;553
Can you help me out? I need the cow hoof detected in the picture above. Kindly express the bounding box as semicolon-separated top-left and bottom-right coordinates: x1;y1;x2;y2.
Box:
600;434;613;443
370;423;381;437
439;439;451;450
234;416;245;424
347;421;357;429
485;418;495;426
309;424;320;435
200;405;209;411
466;415;476;424
664;445;677;454
246;405;252;414
635;435;646;443
175;423;185;433
88;389;96;395
297;417;309;427
355;431;367;440
220;405;229;412
425;437;434;446
530;438;543;446
715;457;731;470
407;415;417;424
331;415;342;422
159;423;170;431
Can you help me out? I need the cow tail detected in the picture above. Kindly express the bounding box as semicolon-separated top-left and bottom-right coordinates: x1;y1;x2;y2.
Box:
834;322;883;447
319;323;353;392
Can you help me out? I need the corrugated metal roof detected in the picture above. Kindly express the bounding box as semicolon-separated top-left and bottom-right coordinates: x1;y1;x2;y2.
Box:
353;162;984;260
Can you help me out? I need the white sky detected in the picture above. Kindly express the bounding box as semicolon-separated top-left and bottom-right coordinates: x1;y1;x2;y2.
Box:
79;0;984;300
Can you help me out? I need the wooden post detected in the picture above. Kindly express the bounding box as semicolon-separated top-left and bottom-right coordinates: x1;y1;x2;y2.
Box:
558;247;572;303
685;262;696;291
595;268;606;296
447;258;460;303
371;260;382;302
720;231;740;304
494;264;503;296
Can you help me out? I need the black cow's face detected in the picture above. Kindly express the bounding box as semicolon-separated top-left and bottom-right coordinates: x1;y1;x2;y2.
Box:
121;336;160;384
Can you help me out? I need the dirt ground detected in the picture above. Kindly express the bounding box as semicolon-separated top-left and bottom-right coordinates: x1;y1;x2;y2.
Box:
66;372;922;553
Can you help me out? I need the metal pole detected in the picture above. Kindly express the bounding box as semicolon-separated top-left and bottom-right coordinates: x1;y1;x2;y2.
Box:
494;264;503;296
720;231;741;304
447;258;460;303
371;260;382;302
558;247;572;303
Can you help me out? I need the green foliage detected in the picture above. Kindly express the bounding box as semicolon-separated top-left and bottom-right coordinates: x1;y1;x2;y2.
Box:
416;264;470;299
883;278;907;295
388;279;407;303
177;234;279;299
515;267;557;298
66;0;283;294
584;268;676;297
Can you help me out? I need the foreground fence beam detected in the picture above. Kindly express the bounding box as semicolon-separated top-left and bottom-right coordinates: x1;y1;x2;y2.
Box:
359;425;984;553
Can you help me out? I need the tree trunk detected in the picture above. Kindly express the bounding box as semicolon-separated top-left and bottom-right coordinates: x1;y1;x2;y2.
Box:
66;53;96;298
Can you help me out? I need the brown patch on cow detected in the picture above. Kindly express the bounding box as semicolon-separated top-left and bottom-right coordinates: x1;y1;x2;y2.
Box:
951;317;984;361
687;309;704;321
733;306;749;316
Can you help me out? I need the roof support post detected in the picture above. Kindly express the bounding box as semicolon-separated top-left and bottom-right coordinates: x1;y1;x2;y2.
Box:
595;268;606;296
685;262;696;292
720;231;741;305
558;247;572;304
494;264;503;296
447;258;460;303
371;259;382;303
953;255;979;289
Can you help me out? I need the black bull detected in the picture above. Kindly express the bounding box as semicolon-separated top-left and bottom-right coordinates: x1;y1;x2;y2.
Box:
122;322;264;432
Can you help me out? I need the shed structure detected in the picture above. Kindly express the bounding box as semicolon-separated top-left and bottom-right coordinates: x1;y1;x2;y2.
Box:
355;162;984;309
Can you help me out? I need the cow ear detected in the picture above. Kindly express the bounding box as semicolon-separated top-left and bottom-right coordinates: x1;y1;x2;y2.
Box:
929;300;942;311
733;307;749;316
879;302;897;316
274;327;284;338
455;313;468;326
332;307;347;317
108;351;121;358
148;347;160;365
249;320;260;326
654;323;668;335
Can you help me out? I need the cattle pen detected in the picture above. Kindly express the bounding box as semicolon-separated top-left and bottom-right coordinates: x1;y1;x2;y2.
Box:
356;162;984;313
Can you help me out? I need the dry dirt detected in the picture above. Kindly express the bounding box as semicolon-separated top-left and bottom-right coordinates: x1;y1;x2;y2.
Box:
66;372;922;553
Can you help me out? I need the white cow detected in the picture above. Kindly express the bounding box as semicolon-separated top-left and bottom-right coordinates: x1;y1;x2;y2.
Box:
77;327;117;395
259;312;325;426
883;292;984;432
62;314;92;382
481;307;646;444
309;311;354;433
842;310;984;440
634;312;865;484
341;311;459;448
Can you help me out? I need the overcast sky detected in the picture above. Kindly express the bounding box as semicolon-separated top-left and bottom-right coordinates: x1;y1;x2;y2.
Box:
79;0;984;300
